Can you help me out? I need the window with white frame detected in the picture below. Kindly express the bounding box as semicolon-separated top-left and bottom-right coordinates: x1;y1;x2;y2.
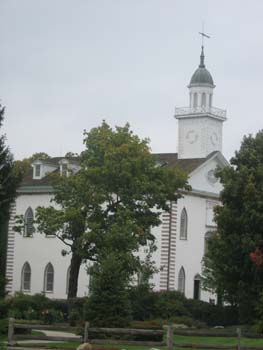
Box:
178;266;185;295
21;262;31;291
180;208;188;240
44;263;54;293
35;164;41;177
24;207;34;237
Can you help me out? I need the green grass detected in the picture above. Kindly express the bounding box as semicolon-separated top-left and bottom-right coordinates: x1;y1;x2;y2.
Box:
173;334;263;347
15;335;263;350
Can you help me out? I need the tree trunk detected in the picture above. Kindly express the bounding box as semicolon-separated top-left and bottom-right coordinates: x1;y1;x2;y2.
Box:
67;252;82;299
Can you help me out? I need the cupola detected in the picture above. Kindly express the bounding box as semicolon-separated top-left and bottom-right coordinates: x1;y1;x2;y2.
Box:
187;46;215;110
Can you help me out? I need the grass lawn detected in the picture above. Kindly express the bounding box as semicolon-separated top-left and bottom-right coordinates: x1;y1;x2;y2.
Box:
14;335;263;350
174;334;263;347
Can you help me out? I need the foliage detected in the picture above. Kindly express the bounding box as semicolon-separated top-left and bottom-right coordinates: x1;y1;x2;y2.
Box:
0;319;7;336
0;104;22;297
85;253;132;327
35;121;188;299
128;284;158;321
202;130;263;323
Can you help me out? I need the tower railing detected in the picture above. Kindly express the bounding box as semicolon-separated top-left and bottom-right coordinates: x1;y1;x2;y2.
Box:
174;106;227;120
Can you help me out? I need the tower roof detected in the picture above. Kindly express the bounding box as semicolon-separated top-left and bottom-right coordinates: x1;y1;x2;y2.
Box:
189;46;214;87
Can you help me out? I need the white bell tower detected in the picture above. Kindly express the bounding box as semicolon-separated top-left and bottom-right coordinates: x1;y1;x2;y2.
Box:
175;46;227;159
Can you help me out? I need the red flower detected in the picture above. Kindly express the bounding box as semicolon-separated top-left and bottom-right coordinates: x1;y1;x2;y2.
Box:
250;247;263;267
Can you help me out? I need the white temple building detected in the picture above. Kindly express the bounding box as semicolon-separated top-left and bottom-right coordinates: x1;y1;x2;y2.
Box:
5;46;228;301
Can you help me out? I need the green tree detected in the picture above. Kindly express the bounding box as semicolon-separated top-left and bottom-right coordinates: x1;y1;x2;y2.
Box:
36;168;102;299
202;130;263;322
0;104;22;297
36;121;188;300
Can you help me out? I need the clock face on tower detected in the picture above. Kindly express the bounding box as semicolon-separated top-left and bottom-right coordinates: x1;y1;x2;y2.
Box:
185;130;199;144
210;131;219;146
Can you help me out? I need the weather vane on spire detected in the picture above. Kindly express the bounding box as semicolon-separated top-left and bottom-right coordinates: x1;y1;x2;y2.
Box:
198;23;210;46
198;24;210;67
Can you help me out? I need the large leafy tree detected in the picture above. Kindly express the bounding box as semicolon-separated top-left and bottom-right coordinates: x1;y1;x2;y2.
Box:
0;104;22;297
36;121;188;300
203;130;263;322
36;169;102;299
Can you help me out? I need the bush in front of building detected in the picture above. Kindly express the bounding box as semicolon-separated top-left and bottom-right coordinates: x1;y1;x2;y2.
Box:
6;293;86;325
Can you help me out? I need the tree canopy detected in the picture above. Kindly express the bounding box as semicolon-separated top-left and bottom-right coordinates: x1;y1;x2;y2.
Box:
0;104;22;297
202;130;263;322
36;121;189;299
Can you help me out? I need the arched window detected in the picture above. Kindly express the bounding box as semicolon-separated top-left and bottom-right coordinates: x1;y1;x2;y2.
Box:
201;93;206;107
193;274;201;300
180;208;188;240
44;263;54;293
178;267;185;295
204;231;214;255
21;262;31;291
193;93;198;108
66;266;70;295
24;207;34;237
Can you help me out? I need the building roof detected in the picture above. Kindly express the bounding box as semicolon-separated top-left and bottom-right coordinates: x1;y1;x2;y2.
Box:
19;152;217;189
153;152;217;174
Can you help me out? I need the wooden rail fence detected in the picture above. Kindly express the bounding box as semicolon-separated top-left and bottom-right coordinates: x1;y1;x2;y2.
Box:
8;318;166;348
8;318;263;350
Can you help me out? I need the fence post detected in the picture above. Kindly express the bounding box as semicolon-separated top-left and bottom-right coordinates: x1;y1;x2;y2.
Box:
166;325;173;350
84;322;89;343
8;317;15;346
237;327;241;350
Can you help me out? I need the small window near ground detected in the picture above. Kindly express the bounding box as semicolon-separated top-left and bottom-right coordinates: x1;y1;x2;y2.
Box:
193;274;201;300
178;266;185;295
21;262;31;291
44;263;54;293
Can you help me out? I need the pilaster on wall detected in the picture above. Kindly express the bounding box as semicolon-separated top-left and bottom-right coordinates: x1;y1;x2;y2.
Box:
159;201;177;291
5;203;16;294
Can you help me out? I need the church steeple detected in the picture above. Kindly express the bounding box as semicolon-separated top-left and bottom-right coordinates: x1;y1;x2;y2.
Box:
199;45;205;68
174;45;227;160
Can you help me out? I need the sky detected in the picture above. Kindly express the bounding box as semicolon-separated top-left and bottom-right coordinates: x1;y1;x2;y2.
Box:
1;0;262;161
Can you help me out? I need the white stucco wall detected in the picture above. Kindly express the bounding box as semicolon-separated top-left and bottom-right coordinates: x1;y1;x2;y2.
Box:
175;194;217;302
177;116;223;159
9;193;89;299
189;157;224;194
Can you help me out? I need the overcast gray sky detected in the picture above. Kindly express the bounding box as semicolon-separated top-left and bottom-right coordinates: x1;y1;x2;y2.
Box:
1;0;262;160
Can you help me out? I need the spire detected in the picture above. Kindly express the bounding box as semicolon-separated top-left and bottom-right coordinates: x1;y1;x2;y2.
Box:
199;45;205;68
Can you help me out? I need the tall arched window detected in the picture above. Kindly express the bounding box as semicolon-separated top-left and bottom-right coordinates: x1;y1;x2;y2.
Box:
193;274;201;300
178;267;185;295
193;93;198;108
180;208;188;240
24;207;34;237
66;266;70;295
44;263;54;293
21;262;31;291
201;93;206;107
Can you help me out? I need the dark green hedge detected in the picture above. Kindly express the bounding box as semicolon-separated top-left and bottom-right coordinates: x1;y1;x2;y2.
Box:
1;290;238;328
